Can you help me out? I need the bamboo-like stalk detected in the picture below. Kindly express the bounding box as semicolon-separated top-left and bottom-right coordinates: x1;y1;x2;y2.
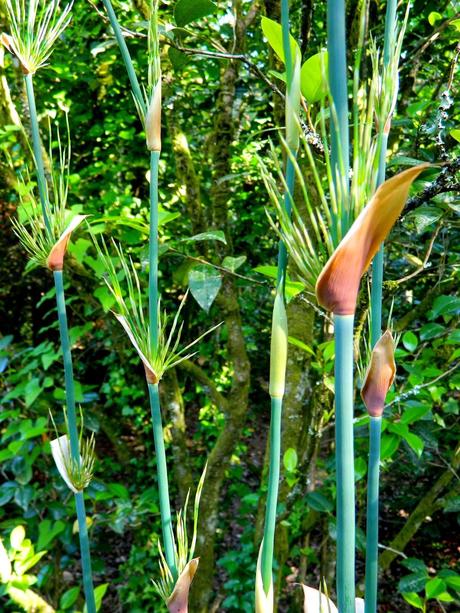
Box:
54;270;96;613
100;0;177;582
24;74;51;234
327;0;350;233
149;150;160;349
260;0;297;595
364;416;382;613
366;4;397;611
334;314;356;612
100;0;145;113
148;383;177;578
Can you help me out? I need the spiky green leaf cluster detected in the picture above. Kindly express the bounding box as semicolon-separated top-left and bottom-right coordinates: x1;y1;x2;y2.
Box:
11;122;71;268
96;239;220;382
2;0;72;74
152;465;206;603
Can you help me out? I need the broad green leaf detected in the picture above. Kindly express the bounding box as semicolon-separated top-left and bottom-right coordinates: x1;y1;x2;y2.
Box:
440;571;460;590
222;255;246;272
410;205;444;233
443;495;460;513
305;491;333;512
0;482;16;506
450;128;460;142
354;457;367;482
94;286;116;312
37;520;65;551
425;577;446;599
300;51;328;103
403;432;424;458
14;550;46;574
380;434;400;460
188;265;222;312
449;18;460;32
419;323;445;341
402;557;428;573
402;331;418;352
402;592;425;609
169;47;189;72
261;17;300;64
401;405;430;424
283;448;298;472
24;378;42;408
431;295;460;319
174;0;216;27
107;483;129;500
398;572;427;593
60;586;80;610
428;11;442;26
182;230;227;244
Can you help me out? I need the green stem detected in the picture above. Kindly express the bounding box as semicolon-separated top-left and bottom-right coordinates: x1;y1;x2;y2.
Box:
53;271;96;613
334;314;356;612
261;396;282;592
327;0;350;233
24;74;51;234
100;0;146;115
149;151;160;349
148;383;177;580
364;417;382;613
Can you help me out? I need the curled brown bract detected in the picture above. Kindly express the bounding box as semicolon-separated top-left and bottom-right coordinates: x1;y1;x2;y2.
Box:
315;164;430;315
167;558;199;613
47;215;87;271
361;330;396;417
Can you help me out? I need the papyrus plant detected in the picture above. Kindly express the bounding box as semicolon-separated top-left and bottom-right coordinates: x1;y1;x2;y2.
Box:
2;2;97;610
257;0;301;607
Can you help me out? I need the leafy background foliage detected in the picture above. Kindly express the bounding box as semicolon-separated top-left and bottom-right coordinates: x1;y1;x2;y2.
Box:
0;0;459;611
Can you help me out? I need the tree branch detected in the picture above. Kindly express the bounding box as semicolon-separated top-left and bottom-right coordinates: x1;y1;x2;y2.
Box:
404;158;460;215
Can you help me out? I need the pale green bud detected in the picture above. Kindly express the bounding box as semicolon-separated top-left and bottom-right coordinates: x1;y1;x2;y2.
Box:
269;292;288;398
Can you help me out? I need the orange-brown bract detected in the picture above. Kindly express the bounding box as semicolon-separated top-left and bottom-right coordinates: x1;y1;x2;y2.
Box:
361;330;396;417
315;164;429;315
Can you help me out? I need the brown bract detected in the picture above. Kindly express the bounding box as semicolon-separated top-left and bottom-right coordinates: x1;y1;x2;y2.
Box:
315;164;430;314
167;558;199;613
361;330;396;417
47;215;87;271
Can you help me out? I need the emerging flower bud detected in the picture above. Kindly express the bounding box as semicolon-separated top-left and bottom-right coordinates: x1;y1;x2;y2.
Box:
146;80;162;152
50;435;80;493
315;164;429;314
361;330;396;417
167;558;199;613
300;584;365;612
113;314;159;384
269;291;288;399
47;215;87;271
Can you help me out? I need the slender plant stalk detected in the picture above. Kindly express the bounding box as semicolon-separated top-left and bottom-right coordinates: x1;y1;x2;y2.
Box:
54;270;96;613
327;0;350;233
365;416;382;613
260;0;297;594
24;74;51;234
149;150;160;348
148;383;177;578
100;0;145;114
366;4;397;611
334;314;356;612
99;0;177;581
261;397;282;592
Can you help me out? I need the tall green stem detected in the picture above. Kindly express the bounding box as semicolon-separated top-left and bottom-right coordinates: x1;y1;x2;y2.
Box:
260;0;297;596
261;396;282;592
24;74;51;234
148;383;177;579
54;271;96;613
327;0;350;233
365;417;382;613
366;5;397;610
100;0;145;115
149;151;160;349
334;314;355;612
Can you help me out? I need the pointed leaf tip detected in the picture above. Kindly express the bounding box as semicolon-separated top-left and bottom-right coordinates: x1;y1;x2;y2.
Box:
315;164;429;314
167;558;199;613
361;330;396;417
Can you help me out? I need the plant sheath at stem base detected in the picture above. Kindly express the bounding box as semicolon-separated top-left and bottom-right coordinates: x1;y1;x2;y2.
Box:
334;314;356;612
365;417;382;613
148;382;177;580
